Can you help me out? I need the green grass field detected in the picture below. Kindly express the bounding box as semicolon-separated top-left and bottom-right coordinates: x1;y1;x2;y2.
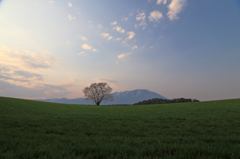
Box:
0;97;240;159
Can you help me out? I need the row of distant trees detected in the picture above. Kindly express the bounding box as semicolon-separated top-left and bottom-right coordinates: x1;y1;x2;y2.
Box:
133;98;200;105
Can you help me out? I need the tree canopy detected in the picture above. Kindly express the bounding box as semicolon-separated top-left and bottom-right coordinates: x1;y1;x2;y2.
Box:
83;82;113;105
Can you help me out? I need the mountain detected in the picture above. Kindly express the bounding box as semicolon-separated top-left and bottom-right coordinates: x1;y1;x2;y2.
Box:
107;89;167;105
36;89;167;105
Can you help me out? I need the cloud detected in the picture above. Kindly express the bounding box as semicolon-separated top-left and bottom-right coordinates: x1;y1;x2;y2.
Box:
121;41;128;46
118;52;131;59
92;48;97;52
68;2;72;7
116;38;122;41
0;69;43;88
120;29;125;34
97;24;103;29
113;26;125;33
156;0;168;5
49;1;54;4
132;45;138;50
148;10;163;22
136;12;147;29
68;15;76;20
111;21;117;25
0;45;60;71
77;35;87;41
82;44;91;50
0;45;60;88
100;33;110;38
78;51;85;55
0;79;72;99
150;46;154;48
100;33;113;41
122;18;128;21
167;0;187;20
126;31;135;40
139;21;147;27
107;36;113;40
136;12;146;21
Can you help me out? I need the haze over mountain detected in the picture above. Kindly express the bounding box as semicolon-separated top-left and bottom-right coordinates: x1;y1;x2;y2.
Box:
36;89;167;105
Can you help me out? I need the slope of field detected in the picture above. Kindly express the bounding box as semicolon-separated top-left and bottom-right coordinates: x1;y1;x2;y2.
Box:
0;97;240;158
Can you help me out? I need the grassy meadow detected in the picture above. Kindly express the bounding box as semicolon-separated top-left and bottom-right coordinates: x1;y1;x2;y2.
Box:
0;97;240;159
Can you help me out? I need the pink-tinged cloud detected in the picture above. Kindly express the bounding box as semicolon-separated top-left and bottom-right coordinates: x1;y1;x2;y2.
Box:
0;45;60;88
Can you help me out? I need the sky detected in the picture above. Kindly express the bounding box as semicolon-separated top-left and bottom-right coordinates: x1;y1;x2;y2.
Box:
0;0;240;101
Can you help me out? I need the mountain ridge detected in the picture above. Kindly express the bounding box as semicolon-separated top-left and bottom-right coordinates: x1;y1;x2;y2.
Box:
36;89;167;105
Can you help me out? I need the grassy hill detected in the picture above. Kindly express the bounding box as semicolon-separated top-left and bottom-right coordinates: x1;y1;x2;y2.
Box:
0;97;240;159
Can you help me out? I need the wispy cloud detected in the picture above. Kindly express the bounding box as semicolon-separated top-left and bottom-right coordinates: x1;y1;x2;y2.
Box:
68;15;76;20
116;38;122;41
167;0;187;20
113;26;125;33
0;45;60;71
78;35;87;41
0;70;43;88
139;21;147;27
68;2;72;7
82;44;91;50
148;10;163;22
126;31;135;40
92;48;97;52
43;84;71;97
121;41;128;46
100;33;113;40
111;21;117;25
136;12;147;29
132;45;138;50
81;44;97;52
100;32;110;38
136;12;146;21
49;1;54;4
118;52;131;59
0;45;60;88
122;18;128;21
97;24;103;29
156;0;168;5
107;36;113;40
78;51;86;55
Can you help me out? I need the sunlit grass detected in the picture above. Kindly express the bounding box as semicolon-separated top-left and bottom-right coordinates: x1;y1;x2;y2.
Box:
0;97;240;158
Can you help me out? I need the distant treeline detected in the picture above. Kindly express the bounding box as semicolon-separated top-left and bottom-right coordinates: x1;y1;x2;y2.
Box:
103;104;131;106
133;98;200;105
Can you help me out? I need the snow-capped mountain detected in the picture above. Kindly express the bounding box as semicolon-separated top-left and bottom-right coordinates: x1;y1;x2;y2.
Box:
36;89;167;105
106;89;167;105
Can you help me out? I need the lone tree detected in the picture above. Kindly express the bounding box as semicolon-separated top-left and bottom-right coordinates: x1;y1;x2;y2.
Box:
83;82;114;105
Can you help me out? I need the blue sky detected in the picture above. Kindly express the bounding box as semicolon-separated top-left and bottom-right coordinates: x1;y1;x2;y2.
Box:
0;0;240;101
